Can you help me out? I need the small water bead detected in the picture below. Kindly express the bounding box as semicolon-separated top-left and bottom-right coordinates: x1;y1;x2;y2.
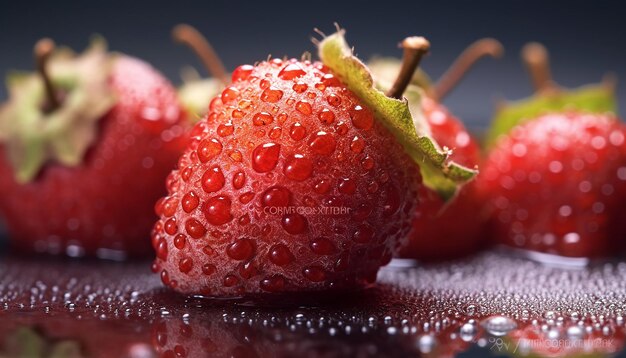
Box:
223;274;240;287
326;94;342;107
182;191;200;213
220;87;240;104
156;239;168;260
232;172;246;189
164;218;178;235
185;219;207;239
338;178;356;194
261;87;283;103
229;150;243;162
284;154;313;181
202;264;216;275
197;138;223;163
350;105;374;130
361;155;375;170
309;132;336;155
303;266;326;282
350;136;365;153
295;101;313;115
231;109;245;119
217;122;234;137
313;179;331;194
335;121;349;135
239;191;254;204
178;258;193;274
252;143;281;173
269;127;282;139
459;321;478;342
253;112;274;126
269;244;295;266
260;275;286;292
201;166;225;193
482;315;517;336
232;65;254;82
226;238;255;261
310;237;336;255
262;186;291;207
173;234;186;250
278;63;306;80
290;123;306;141
203;196;233;226
321;73;340;87
318;108;335;124
281;213;308;234
292;82;308;93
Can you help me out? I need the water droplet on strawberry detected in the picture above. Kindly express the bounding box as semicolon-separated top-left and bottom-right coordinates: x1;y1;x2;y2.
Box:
221;87;239;104
185;218;207;239
268;244;294;266
318;108;335;124
296;100;312;115
350;105;374;130
182;191;200;213
310;237;336;255
281;213;307;234
260;275;286;292
178;258;193;274
226;238;255;261
232;65;254;82
261;87;283;103
309;131;336;155
252;143;281;172
203;196;233;225
253;111;274;126
284;154;313;181
290;123;306;141
201;166;225;193
278;63;306;80
262;186;291;207
303;266;326;282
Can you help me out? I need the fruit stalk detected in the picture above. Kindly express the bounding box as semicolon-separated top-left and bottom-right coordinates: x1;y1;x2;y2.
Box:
432;38;504;101
172;24;229;86
34;38;60;112
521;42;556;94
386;37;430;99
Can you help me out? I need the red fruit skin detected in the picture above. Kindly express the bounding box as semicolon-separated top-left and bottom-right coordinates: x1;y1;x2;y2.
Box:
152;59;422;296
0;56;187;258
400;97;487;261
481;112;626;258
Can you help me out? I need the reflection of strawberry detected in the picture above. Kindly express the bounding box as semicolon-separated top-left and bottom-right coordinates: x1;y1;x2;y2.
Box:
0;38;186;258
482;43;624;258
151;31;475;295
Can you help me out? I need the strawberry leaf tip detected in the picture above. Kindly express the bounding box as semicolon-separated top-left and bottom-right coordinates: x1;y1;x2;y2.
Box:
486;83;617;148
0;38;116;183
318;31;477;200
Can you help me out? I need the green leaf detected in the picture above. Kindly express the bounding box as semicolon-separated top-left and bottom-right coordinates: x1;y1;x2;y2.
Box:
0;39;116;183
318;31;476;200
485;84;617;148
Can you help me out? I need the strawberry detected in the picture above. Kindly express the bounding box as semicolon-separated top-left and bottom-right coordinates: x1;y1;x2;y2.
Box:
151;30;476;296
481;42;623;258
0;38;187;258
369;38;502;261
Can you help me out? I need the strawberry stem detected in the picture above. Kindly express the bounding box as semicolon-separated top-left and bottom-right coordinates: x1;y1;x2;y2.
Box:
521;42;557;94
386;37;430;99
172;24;229;86
34;38;60;113
432;38;504;101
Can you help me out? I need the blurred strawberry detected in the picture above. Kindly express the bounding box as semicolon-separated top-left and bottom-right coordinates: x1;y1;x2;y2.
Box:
0;38;187;258
481;42;623;258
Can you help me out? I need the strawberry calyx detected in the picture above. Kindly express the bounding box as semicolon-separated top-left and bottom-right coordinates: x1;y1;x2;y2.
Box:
177;68;225;122
0;38;116;183
485;42;617;148
318;30;477;200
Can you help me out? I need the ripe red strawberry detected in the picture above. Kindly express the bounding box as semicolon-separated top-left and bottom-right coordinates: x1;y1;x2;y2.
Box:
391;39;503;261
483;112;626;258
402;97;485;261
481;43;623;258
0;38;187;258
151;31;475;295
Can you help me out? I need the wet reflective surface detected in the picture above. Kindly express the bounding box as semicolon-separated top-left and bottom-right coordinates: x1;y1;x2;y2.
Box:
2;251;626;357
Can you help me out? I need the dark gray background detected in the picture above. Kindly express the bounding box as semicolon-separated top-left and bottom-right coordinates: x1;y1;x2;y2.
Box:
1;0;624;129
